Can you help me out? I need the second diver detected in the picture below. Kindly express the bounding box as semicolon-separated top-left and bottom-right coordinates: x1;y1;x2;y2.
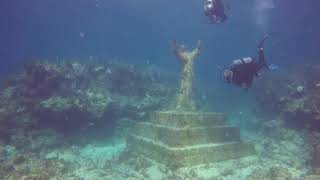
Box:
204;0;228;24
223;34;278;89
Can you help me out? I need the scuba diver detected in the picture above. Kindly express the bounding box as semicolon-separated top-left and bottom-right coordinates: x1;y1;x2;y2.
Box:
223;33;278;89
204;0;228;24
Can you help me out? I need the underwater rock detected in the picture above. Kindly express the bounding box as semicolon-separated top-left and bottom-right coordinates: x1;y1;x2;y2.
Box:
23;63;63;98
0;148;71;180
0;60;174;135
304;175;320;180
245;119;311;179
312;144;320;174
0;60;180;178
247;167;268;180
145;166;164;180
39;89;111;119
270;166;293;180
247;166;292;180
254;64;320;131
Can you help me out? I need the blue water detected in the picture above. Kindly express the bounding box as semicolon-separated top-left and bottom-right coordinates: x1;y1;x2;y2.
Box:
1;0;320;109
1;1;320;178
1;1;319;64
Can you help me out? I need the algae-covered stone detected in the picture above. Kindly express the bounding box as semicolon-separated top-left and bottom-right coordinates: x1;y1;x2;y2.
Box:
304;175;320;180
84;89;111;118
145;166;164;180
270;166;292;180
247;166;292;180
254;64;320;131
40;89;111;120
40;96;73;111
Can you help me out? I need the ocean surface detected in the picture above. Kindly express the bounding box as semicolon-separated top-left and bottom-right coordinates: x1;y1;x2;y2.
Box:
1;0;320;179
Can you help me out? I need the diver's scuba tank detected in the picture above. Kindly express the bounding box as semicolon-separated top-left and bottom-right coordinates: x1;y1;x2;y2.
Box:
230;57;254;68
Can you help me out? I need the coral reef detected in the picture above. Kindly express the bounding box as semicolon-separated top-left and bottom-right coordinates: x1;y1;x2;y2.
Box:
0;61;175;135
0;59;177;179
0;60;317;179
254;64;320;131
247;166;292;180
0;128;129;179
253;120;311;169
253;64;320;176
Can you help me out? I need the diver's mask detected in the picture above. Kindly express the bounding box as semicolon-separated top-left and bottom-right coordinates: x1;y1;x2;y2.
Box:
206;0;214;4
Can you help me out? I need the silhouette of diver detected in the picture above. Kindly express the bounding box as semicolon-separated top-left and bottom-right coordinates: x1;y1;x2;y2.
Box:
204;0;228;24
223;34;276;89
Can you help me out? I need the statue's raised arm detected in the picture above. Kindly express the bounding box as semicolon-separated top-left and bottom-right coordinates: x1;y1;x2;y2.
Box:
173;40;201;64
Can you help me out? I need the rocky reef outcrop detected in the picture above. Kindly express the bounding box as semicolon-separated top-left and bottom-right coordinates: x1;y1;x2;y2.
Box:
254;64;320;176
254;64;320;131
0;60;179;179
1;60;318;179
0;61;176;138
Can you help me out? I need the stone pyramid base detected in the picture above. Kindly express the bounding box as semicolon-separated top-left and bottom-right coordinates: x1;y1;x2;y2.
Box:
127;134;255;168
127;111;255;168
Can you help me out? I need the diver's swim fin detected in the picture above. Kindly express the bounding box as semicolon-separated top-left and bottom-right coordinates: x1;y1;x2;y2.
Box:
258;33;272;49
268;64;279;71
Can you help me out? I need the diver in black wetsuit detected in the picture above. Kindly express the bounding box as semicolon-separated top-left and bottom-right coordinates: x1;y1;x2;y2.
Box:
223;34;273;89
204;0;228;24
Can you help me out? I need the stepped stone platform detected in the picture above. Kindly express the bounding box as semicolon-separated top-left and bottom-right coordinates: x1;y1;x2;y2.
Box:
127;111;256;168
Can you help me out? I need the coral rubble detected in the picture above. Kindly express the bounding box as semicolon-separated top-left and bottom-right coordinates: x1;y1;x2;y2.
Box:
254;64;320;177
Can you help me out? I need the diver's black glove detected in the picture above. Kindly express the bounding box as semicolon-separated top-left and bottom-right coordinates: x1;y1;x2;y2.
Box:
258;33;271;49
